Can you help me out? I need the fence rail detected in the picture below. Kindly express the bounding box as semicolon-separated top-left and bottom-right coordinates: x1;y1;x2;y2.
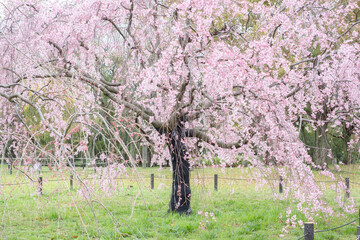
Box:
2;170;360;238
0;173;356;198
296;210;360;240
1;158;113;174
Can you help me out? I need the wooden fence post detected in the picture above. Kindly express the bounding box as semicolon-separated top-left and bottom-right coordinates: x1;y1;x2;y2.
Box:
151;174;154;189
304;222;314;240
70;174;73;190
279;176;283;194
345;177;350;198
214;174;218;191
38;177;43;196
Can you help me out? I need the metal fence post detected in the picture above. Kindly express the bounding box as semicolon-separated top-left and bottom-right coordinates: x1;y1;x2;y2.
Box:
304;222;314;240
151;173;154;189
345;177;350;198
214;174;218;191
279;176;283;194
70;174;73;190
38;177;43;196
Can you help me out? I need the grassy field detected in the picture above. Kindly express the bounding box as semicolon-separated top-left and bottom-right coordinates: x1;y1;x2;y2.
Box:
1;165;360;239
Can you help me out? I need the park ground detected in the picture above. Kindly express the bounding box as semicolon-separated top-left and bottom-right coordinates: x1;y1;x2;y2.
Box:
1;165;360;239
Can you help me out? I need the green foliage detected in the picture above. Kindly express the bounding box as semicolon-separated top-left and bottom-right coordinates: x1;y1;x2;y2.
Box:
300;121;360;164
310;43;322;57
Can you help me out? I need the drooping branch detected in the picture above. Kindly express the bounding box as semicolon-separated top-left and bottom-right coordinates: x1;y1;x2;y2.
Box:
0;92;62;137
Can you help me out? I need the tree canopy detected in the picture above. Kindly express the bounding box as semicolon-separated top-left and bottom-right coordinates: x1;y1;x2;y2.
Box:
1;0;360;220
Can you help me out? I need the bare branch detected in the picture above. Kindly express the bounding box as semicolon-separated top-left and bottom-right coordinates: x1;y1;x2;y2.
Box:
48;40;63;56
186;128;251;149
337;20;360;40
99;78;123;87
290;58;316;68
285;85;301;98
102;16;127;42
176;72;190;103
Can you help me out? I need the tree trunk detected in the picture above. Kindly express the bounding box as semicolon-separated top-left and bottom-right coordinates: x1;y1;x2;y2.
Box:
156;117;192;214
168;138;191;214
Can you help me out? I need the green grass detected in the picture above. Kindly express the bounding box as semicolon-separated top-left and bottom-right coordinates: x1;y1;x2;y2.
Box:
1;165;360;239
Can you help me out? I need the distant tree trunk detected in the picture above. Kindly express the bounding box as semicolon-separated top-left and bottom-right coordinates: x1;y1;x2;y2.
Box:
342;122;354;165
313;99;331;166
343;138;349;164
130;143;136;165
314;122;330;166
141;145;152;167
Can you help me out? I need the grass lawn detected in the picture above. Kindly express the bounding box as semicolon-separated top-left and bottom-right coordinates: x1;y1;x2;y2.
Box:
1;165;360;239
